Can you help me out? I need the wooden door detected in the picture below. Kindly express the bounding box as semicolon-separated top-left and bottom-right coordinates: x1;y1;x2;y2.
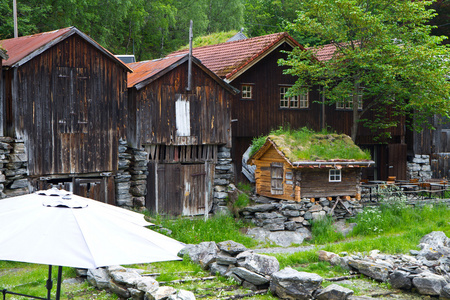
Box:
388;144;407;180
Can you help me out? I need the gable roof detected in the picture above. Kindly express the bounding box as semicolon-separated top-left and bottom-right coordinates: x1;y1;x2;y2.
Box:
250;133;373;168
127;54;239;94
0;27;132;72
309;43;337;62
0;48;7;60
169;32;304;82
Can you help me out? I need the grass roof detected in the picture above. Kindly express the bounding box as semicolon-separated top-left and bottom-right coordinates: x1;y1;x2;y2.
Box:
178;31;239;50
250;127;371;161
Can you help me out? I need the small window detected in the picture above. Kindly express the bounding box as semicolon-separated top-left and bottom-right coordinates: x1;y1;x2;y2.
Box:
241;85;253;99
280;86;308;109
285;171;293;185
337;89;363;110
271;162;284;195
329;169;342;182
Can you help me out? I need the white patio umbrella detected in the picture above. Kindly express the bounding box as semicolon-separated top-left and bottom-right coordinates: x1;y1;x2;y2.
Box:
0;188;185;300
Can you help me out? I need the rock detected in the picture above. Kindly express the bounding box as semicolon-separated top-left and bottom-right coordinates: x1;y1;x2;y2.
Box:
246;227;311;247
318;250;340;263
389;270;412;290
109;269;141;286
87;268;110;290
419;231;450;248
412;272;447;295
108;279;130;299
347;259;391;282
441;283;450;299
146;286;177;300
316;283;354;300
231;267;270;285
216;252;237;265
136;277;159;293
244;204;275;213
284;221;298;231
236;251;279;276
270;267;323;300
129;288;145;300
217;240;247;255
178;242;218;264
210;262;230;276
168;289;196;300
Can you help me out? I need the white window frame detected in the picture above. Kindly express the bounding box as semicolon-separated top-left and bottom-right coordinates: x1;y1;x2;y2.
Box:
270;162;284;195
329;169;342;182
280;86;308;109
337;89;363;110
241;84;253;99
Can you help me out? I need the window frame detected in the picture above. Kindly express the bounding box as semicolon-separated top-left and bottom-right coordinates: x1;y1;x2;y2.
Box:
336;89;363;110
280;86;308;109
241;84;253;100
270;162;284;195
329;169;342;182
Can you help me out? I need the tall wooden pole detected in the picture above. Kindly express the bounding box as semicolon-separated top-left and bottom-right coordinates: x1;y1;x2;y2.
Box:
187;20;193;92
13;0;18;37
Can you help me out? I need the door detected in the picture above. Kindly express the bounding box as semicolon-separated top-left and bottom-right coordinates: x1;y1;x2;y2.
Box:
388;144;407;180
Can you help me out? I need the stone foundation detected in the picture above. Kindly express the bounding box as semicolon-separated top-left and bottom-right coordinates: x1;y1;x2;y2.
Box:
0;137;29;198
407;154;432;181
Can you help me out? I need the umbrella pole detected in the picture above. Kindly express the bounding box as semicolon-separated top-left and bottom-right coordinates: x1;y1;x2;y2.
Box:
55;266;62;300
46;266;53;300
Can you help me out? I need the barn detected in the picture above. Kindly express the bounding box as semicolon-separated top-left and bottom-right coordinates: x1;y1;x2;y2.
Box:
126;54;238;215
0;27;131;203
249;130;374;201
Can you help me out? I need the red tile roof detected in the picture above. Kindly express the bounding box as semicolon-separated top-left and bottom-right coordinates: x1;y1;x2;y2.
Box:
0;27;131;71
169;32;304;80
309;43;337;62
127;55;186;88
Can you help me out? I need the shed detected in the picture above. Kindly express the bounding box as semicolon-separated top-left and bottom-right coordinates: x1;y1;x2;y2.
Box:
127;54;238;215
0;27;132;203
249;132;374;201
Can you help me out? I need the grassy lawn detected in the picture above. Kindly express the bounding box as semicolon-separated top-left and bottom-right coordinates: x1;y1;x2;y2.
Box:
1;198;450;299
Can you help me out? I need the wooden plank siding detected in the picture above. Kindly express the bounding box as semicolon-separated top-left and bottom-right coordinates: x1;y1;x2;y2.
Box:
300;168;359;199
128;61;232;148
4;34;128;176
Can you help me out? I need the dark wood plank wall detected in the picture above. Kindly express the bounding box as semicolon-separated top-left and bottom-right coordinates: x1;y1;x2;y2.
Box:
6;34;127;176
300;168;359;198
130;61;232;148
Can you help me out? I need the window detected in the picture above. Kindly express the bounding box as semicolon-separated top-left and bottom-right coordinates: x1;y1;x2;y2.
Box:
280;86;308;109
329;169;342;182
271;162;284;195
241;85;253;99
337;89;363;110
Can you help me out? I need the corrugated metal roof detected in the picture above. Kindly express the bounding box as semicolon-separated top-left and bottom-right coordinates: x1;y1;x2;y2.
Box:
127;55;186;88
169;32;304;81
0;27;132;72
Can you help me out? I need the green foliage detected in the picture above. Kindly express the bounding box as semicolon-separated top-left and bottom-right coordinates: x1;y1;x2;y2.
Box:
280;0;450;141
249;126;371;160
153;214;258;247
311;216;345;244
237;182;253;194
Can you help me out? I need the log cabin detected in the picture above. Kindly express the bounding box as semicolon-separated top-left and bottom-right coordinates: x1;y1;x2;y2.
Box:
169;33;408;183
0;27;132;203
248;131;374;201
126;54;238;215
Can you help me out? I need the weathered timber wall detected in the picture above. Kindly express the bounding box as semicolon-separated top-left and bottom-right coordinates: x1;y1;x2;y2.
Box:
300;168;360;198
4;34;128;176
128;61;232;148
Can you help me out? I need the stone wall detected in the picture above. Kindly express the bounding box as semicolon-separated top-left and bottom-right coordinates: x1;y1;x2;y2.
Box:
212;146;234;214
407;154;432;181
0;137;29;198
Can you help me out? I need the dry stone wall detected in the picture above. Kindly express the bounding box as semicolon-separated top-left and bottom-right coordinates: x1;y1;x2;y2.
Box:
0;137;29;198
407;154;432;181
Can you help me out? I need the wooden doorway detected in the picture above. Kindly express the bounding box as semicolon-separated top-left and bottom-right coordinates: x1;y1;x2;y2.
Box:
146;162;214;216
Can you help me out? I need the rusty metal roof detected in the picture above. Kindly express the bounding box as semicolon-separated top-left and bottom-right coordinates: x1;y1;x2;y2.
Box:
127;54;239;94
0;27;132;72
168;32;304;82
127;55;186;89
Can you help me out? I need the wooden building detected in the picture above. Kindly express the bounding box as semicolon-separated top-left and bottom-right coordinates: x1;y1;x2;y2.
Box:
0;27;131;203
170;33;407;182
249;133;373;201
127;54;238;215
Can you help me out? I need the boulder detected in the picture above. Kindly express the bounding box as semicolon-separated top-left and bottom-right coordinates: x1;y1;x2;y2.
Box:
217;240;247;255
146;286;177;300
231;267;270;285
216;252;237;265
136;277;159;294
347;259;391;282
210;262;230;277
389;270;412;290
236;251;279;276
109;269;141;286
87;268;110;290
441;283;450;299
315;283;354;300
270;268;323;300
168;290;196;300
178;242;218;264
108;279;130;299
246;227;311;247
419;231;450;249
412;272;447;295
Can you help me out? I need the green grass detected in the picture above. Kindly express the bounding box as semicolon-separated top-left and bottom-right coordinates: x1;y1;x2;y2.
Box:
249;126;371;160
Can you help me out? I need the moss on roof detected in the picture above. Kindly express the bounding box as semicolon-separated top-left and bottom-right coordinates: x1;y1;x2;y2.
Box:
178;31;239;50
251;127;371;162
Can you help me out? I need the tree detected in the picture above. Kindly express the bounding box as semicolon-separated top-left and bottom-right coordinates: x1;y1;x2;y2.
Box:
280;0;450;142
